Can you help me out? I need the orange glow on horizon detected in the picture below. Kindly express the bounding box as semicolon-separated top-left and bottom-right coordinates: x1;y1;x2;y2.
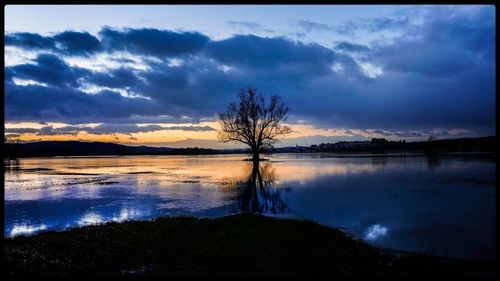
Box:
5;121;370;147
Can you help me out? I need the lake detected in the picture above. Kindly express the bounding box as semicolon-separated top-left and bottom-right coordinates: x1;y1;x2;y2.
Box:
4;153;496;260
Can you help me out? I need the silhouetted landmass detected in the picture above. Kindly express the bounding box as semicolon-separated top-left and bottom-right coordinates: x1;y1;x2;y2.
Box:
3;136;495;158
3;141;217;158
271;136;496;154
4;214;495;277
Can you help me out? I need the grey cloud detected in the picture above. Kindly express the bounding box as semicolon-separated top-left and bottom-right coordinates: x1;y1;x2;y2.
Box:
228;21;274;33
6;31;102;56
162;125;215;131
365;128;476;139
84;124;215;134
335;41;371;53
5;32;55;50
4;127;39;134
205;35;337;71
8;53;90;87
5;133;21;139
295;20;334;33
39;126;79;135
52;31;102;56
5;82;165;122
6;28;210;58
4;6;495;135
294;16;409;35
364;17;409;32
86;67;143;89
370;7;494;77
5;125;81;136
98;27;210;57
228;21;262;29
5;124;215;136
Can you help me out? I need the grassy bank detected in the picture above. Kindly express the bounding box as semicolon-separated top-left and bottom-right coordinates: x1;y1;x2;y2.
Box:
4;214;496;277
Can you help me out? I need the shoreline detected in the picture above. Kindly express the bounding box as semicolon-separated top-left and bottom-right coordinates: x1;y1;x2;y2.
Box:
4;150;496;160
4;214;496;277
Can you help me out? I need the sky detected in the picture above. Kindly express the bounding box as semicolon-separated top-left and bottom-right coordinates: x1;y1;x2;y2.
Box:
4;5;496;148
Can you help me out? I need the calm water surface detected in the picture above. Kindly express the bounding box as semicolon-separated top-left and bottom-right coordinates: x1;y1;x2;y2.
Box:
4;154;496;260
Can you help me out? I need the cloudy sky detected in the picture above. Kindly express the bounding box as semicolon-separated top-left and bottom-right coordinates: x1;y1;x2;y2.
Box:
4;5;495;148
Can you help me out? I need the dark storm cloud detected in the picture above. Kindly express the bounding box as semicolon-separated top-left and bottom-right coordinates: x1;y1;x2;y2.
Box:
5;124;215;136
52;31;102;56
83;124;215;134
86;67;143;89
98;27;210;57
6;31;102;56
6;28;207;58
7;53;142;92
370;7;495;77
4;6;495;135
284;6;495;130
4;67;16;82
5;32;55;50
4;82;163;122
205;34;337;71
7;53;90;87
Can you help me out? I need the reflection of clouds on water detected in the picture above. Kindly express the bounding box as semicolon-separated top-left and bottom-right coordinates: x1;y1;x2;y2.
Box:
365;224;388;241
4;174;113;201
3;154;495;260
10;223;47;236
78;212;104;226
78;207;151;225
111;207;148;222
4;155;387;199
156;198;234;213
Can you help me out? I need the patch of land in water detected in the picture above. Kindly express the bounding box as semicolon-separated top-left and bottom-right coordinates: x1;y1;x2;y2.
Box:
4;214;496;277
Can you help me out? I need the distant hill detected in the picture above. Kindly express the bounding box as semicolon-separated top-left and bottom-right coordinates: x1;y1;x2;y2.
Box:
3;136;496;158
4;141;217;158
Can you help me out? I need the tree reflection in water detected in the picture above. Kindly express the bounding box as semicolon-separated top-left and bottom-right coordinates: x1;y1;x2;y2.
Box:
236;162;290;214
4;158;20;173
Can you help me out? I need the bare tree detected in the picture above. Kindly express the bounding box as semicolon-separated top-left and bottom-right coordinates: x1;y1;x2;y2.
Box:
218;88;291;162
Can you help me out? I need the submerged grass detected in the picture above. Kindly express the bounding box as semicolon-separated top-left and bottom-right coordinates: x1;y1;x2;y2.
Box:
4;214;496;277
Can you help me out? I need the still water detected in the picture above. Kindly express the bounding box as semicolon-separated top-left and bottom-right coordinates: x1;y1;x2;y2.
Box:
4;153;496;260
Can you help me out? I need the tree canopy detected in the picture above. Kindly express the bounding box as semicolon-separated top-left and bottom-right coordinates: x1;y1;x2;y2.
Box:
218;88;291;161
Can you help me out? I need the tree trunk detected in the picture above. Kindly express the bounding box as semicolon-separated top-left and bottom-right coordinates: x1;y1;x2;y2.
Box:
251;146;260;163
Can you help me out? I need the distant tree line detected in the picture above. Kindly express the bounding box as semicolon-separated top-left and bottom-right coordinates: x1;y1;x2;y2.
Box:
267;136;495;154
4;137;22;159
3;136;495;159
3;141;218;158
